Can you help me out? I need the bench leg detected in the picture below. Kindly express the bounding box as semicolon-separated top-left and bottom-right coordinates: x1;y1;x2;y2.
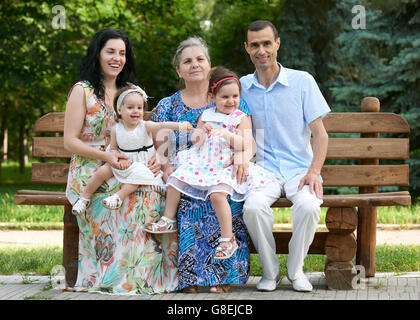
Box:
324;207;358;290
63;205;79;287
356;206;377;277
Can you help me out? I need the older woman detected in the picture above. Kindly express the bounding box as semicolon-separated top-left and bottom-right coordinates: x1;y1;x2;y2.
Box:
64;28;178;295
152;37;250;293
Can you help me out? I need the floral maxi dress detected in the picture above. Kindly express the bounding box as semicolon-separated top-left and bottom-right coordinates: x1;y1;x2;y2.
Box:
65;81;178;295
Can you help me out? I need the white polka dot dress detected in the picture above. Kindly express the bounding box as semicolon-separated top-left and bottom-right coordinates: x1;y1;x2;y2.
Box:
167;107;273;201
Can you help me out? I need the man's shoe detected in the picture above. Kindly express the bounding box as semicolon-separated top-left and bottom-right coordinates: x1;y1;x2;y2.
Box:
287;273;313;292
256;275;280;292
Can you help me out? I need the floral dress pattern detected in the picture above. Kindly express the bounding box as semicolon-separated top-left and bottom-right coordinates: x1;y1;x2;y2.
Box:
65;81;178;295
151;91;250;290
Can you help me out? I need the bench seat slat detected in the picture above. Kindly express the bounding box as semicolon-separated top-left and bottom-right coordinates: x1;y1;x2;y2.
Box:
14;190;411;207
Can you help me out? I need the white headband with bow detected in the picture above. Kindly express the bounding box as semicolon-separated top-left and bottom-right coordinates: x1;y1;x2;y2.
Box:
116;86;148;113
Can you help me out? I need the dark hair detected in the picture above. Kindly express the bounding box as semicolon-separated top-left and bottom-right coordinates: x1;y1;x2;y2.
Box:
208;66;241;96
79;28;138;100
246;20;279;42
113;84;148;119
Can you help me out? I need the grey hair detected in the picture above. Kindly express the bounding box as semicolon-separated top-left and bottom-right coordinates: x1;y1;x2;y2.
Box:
172;36;211;68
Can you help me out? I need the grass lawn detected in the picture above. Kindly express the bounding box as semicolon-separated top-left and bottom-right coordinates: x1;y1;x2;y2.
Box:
1;160;419;229
0;245;418;276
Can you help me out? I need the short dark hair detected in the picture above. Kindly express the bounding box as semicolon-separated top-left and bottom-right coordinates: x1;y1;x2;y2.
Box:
208;66;241;96
79;28;138;100
246;20;279;42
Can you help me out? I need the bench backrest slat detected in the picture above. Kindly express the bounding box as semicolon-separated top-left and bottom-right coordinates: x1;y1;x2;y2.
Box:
31;163;410;187
35;112;410;134
32;136;410;160
30;111;410;188
323;113;410;133
321;164;409;187
325;138;409;160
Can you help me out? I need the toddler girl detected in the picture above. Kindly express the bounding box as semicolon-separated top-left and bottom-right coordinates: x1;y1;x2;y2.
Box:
72;84;192;215
144;67;272;260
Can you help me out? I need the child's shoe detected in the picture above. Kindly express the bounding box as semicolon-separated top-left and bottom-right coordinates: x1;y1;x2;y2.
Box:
214;236;238;260
72;197;90;216
144;216;178;234
102;194;123;210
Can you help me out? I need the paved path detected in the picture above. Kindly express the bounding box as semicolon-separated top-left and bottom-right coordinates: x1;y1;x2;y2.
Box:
1;228;419;303
0;273;419;301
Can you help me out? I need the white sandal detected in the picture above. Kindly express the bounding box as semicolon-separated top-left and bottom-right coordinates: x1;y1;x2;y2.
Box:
72;197;90;216
214;236;238;260
102;194;123;210
144;216;178;234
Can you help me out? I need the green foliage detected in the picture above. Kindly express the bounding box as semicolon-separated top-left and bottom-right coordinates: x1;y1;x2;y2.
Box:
0;0;419;197
328;0;420;197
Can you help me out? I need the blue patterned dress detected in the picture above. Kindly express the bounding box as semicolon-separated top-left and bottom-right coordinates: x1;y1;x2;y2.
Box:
151;91;250;290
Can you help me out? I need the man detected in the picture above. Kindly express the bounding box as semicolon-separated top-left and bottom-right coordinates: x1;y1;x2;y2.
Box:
240;20;330;292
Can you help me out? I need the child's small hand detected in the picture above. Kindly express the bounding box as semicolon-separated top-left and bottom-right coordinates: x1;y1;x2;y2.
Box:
118;159;132;170
210;128;229;139
179;122;193;132
202;123;213;135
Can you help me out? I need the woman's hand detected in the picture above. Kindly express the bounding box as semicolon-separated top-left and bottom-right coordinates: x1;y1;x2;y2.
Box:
106;151;129;169
179;122;194;132
162;164;176;183
148;153;162;177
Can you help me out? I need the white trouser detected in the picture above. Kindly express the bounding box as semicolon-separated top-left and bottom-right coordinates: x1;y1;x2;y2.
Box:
243;172;323;281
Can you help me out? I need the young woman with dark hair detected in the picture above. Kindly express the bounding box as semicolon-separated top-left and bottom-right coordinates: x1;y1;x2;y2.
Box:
79;28;138;101
63;28;178;295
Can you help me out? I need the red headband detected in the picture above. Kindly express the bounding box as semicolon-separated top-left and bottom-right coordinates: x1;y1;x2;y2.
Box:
210;77;239;94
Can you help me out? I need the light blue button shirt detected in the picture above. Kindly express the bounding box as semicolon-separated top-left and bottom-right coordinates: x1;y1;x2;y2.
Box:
240;64;331;181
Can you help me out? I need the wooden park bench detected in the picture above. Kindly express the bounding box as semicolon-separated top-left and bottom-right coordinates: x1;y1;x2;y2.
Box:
14;96;411;290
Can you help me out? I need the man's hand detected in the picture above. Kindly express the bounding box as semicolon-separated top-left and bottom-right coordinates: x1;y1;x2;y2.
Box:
298;170;323;199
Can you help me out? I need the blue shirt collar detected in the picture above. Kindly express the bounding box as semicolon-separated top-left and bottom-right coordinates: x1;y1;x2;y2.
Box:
248;63;289;89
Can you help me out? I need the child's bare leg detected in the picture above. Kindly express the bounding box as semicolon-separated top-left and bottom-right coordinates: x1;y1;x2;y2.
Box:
210;192;233;239
144;186;180;233
162;186;181;220
210;192;238;260
115;183;138;201
82;165;114;199
73;165;113;215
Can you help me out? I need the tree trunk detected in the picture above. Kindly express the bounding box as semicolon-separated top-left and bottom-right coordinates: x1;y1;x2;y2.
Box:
0;100;10;178
19;116;25;174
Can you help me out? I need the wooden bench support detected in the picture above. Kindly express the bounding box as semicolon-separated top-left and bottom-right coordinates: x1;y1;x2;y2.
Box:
356;206;377;277
63;205;79;287
324;207;358;289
